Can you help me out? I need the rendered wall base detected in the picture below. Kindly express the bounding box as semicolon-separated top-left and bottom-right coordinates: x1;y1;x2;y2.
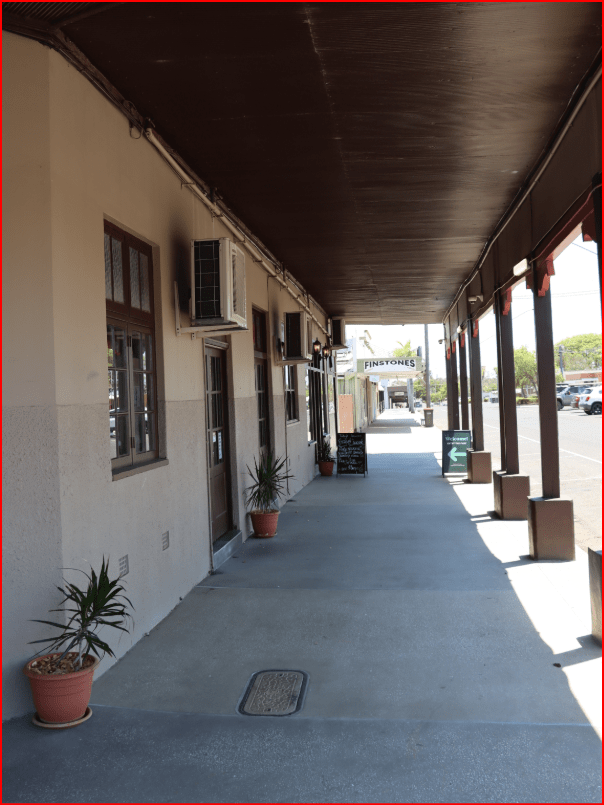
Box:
467;451;492;484
528;497;575;561
493;471;530;520
588;548;602;643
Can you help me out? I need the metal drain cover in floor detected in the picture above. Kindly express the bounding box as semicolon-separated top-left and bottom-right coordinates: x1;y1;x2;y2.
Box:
239;670;308;716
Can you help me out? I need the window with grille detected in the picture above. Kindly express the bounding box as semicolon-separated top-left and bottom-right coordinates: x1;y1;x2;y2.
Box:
284;365;298;423
105;221;159;471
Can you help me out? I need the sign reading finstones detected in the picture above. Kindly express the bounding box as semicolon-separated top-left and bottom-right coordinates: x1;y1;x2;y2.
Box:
336;433;367;476
358;358;422;374
441;430;472;475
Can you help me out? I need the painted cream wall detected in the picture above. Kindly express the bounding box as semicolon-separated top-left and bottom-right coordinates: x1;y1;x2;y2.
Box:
2;33;65;723
3;33;328;719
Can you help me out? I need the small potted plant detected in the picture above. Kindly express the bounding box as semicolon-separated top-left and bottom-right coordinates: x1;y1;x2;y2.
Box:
23;557;133;727
317;437;336;476
245;452;294;538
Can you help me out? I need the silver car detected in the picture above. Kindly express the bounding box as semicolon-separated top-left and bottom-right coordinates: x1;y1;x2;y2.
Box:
579;386;602;415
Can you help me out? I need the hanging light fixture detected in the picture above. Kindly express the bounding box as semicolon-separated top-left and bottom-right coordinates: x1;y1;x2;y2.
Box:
313;338;321;354
321;343;331;359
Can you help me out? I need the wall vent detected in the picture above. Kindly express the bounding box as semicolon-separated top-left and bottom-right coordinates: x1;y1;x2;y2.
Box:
118;555;129;577
162;531;170;551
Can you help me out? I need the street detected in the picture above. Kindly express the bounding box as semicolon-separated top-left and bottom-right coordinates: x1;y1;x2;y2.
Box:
430;403;602;553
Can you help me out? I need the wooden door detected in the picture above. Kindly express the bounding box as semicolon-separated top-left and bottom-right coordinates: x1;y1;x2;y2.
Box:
206;347;230;542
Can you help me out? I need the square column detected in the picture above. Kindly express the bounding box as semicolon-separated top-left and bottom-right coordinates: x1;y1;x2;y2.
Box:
467;319;491;483
493;288;530;518
450;340;460;430
445;342;454;431
588;548;602;644
528;258;574;559
459;332;469;430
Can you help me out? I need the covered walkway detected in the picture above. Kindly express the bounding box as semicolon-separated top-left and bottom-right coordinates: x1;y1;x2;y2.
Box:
4;412;601;803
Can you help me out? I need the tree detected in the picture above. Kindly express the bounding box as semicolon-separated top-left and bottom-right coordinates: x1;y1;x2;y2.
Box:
514;346;539;394
391;339;414;358
555;333;601;372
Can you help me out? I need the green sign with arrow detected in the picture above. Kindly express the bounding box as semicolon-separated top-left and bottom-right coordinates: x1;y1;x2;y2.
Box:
441;430;472;475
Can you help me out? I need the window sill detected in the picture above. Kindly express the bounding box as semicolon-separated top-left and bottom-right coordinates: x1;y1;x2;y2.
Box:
112;458;169;481
286;419;300;427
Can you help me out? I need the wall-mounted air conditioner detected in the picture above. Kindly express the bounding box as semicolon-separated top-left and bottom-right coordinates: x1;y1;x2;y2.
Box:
282;311;312;363
331;318;347;350
190;238;247;330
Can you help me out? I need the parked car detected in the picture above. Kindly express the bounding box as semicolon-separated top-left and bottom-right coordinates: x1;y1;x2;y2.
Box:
579;386;602;415
557;385;593;410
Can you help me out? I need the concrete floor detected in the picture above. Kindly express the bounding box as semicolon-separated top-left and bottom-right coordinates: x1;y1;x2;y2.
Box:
3;411;601;802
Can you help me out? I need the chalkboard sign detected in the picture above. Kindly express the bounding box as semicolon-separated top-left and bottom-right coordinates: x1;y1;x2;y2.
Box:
336;433;368;476
441;430;472;475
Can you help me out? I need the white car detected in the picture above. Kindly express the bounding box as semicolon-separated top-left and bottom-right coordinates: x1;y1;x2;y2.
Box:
579;386;602;415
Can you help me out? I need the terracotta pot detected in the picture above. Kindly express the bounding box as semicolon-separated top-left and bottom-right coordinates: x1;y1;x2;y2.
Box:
24;653;99;724
250;510;279;538
318;461;334;476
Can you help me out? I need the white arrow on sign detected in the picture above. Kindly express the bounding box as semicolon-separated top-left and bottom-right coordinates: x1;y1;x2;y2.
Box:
448;446;466;462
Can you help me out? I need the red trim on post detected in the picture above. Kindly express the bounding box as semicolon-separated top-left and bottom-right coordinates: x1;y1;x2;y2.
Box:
533;189;594;266
460;331;466;348
472;320;479;338
501;288;512;316
452;341;456;354
447;347;451;360
582;209;596;242
526;256;555;297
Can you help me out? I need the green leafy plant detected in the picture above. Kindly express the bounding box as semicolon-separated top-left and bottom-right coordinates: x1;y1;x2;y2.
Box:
317;437;335;463
29;557;133;671
244;453;294;513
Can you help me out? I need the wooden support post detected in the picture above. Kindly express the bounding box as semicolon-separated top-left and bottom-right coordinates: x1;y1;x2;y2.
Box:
468;320;484;451
527;257;574;558
493;288;529;517
450;340;460;430
459;332;469;431
467;319;491;483
532;263;560;498
592;175;602;312
445;343;454;431
494;292;507;472
499;289;519;475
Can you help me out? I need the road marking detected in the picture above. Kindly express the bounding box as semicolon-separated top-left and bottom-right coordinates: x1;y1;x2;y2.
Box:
482;423;602;464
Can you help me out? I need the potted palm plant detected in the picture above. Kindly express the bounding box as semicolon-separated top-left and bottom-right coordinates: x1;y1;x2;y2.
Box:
23;557;133;728
245;452;294;538
317;437;336;476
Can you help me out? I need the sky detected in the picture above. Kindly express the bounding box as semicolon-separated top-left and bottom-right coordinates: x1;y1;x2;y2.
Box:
347;235;600;380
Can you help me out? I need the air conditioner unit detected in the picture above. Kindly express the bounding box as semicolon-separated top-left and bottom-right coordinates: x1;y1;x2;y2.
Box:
190;238;247;330
331;318;347;350
282;311;312;363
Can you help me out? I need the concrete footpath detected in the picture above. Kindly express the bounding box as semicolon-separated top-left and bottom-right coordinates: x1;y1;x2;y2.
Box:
3;411;601;803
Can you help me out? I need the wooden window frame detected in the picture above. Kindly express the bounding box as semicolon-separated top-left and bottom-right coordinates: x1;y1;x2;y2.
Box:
284;364;298;423
306;354;324;445
105;221;159;472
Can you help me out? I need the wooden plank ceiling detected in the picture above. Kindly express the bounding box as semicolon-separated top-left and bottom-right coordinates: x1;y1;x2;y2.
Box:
4;2;601;323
